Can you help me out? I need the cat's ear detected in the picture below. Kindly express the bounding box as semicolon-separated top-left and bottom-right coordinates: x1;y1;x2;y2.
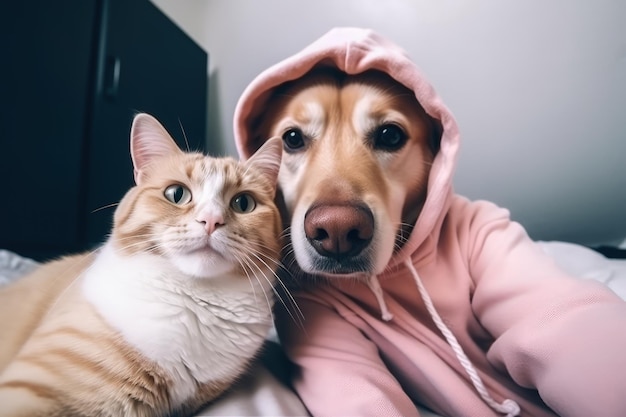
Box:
246;137;283;187
130;113;182;184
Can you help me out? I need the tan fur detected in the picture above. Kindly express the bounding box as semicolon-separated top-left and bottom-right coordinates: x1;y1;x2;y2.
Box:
257;69;436;277
0;115;283;417
0;266;172;417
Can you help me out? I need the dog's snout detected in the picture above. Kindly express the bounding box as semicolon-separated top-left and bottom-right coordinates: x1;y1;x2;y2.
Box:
304;204;374;260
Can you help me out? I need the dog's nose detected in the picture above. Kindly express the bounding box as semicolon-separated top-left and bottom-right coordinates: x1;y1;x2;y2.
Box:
304;204;374;260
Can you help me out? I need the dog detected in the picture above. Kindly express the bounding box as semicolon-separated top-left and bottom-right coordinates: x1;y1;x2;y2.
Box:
234;28;626;417
257;69;439;280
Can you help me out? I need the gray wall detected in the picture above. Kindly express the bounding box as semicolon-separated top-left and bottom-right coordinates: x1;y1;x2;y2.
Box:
151;0;626;247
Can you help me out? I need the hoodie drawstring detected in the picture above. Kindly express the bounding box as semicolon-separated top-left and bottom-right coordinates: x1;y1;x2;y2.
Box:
403;260;521;417
367;274;394;321
367;263;521;417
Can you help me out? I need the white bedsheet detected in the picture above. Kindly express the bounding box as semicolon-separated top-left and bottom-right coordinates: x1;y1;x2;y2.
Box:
538;241;626;300
1;241;625;417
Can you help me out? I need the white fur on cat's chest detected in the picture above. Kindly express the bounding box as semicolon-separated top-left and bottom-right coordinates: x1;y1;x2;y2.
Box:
82;243;274;406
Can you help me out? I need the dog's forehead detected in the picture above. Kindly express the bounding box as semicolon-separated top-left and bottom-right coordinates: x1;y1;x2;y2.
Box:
289;85;335;116
288;82;401;115
291;75;419;112
338;87;377;135
282;85;371;138
265;71;429;143
272;85;333;137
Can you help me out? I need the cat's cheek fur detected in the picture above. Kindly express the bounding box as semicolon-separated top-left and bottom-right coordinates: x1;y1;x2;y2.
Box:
112;189;142;234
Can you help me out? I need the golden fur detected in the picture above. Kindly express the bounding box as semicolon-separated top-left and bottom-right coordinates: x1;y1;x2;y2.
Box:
257;69;436;278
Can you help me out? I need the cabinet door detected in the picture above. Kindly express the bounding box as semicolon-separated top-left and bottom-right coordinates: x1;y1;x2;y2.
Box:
0;0;99;260
84;0;208;247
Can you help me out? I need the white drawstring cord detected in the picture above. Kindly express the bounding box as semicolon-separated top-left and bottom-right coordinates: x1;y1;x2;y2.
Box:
404;260;521;417
366;274;393;321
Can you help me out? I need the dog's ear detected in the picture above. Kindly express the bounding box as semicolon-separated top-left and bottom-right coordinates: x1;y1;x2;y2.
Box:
250;135;267;156
427;116;443;155
274;187;291;230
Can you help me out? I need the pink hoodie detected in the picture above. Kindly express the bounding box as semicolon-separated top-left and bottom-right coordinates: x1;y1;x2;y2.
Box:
234;28;626;417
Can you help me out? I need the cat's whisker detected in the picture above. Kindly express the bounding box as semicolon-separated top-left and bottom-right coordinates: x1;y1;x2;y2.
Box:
251;248;294;282
235;252;275;318
278;227;292;240
113;239;164;255
248;244;286;268
232;249;277;312
233;254;260;305
244;260;300;328
245;249;304;325
281;245;300;270
178;118;191;152
280;254;299;275
113;233;159;242
236;250;279;295
245;242;307;327
241;164;253;178
91;202;120;213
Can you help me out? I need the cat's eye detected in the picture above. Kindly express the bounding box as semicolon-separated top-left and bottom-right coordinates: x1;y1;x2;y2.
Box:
371;123;407;151
164;184;192;205
231;193;256;213
282;128;306;151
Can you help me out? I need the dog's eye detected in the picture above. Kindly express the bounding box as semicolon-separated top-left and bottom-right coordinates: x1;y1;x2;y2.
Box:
282;128;306;151
372;124;407;151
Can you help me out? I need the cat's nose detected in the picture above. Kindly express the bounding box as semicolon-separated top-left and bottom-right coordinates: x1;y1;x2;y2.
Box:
196;212;225;235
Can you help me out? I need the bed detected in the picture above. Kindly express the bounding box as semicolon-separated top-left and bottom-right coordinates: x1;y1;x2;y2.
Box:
1;241;625;416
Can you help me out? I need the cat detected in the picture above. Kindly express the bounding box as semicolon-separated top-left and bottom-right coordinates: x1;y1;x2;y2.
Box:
0;113;284;417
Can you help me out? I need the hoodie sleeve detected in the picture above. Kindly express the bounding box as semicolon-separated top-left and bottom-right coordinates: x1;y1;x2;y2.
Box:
274;293;421;417
467;201;626;416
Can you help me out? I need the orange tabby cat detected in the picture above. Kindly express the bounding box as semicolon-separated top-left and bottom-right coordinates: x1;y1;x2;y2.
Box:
0;114;283;417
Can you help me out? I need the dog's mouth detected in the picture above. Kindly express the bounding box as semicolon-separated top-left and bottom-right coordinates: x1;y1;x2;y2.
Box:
308;252;374;275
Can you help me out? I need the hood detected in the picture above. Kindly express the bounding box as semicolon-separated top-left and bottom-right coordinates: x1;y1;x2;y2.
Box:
233;27;460;266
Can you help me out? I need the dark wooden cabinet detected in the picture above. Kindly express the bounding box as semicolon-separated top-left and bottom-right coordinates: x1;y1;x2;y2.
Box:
0;0;208;261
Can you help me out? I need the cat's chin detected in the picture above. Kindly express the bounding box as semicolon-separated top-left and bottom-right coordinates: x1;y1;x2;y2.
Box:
170;251;236;280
